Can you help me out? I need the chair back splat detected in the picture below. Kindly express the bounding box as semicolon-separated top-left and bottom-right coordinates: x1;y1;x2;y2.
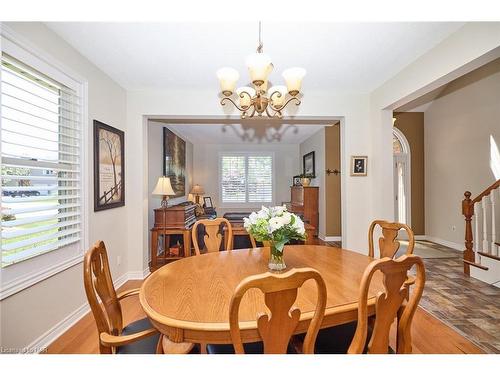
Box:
192;218;233;255
368;220;415;258
348;255;425;354
229;267;327;354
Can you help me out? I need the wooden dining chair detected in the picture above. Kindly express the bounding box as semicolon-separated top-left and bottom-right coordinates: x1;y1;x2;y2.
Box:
84;241;194;354
312;254;425;354
368;220;415;259
206;267;327;354
192;218;233;256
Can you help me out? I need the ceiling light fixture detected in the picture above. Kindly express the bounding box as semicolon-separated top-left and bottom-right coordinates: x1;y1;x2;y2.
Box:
216;22;306;119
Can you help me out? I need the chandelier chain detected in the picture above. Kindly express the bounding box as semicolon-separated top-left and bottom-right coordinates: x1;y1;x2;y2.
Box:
257;21;263;53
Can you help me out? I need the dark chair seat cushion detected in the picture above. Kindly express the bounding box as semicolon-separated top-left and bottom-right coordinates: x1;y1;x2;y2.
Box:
206;341;297;354
116;318;160;354
313;321;359;354
312;321;394;354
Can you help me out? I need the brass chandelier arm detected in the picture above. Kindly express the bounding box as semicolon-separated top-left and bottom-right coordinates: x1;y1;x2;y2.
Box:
265;105;282;119
220;97;253;113
268;96;301;113
238;90;254;102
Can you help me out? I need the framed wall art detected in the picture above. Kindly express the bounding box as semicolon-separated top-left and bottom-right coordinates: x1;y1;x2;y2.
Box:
303;151;316;177
163;127;186;197
351;155;368;176
94;120;125;211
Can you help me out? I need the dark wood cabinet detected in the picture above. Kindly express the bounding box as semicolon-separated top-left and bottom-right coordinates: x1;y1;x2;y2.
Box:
150;203;196;272
290;186;319;236
154;204;196;229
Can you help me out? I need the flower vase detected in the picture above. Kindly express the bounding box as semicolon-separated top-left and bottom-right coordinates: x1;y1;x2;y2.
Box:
266;241;286;271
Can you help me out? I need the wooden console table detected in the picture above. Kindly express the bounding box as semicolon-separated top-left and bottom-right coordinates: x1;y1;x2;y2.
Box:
150;227;191;272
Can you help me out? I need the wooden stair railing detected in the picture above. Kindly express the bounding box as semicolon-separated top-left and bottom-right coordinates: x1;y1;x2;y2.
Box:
462;179;500;275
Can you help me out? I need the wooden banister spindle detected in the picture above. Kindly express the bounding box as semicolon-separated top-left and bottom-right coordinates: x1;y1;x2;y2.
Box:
462;191;475;275
482;196;489;254
474;202;479;252
491;189;497;256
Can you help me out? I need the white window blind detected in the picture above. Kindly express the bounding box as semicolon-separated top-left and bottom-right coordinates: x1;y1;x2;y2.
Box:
220;153;273;204
247;156;273;203
1;54;82;267
221;155;246;203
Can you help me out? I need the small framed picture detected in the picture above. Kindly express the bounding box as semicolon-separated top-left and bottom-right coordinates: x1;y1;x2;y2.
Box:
292;175;302;186
203;196;214;208
351;156;368;176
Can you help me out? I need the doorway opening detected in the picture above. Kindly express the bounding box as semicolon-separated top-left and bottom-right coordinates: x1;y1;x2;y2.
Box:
393;127;411;226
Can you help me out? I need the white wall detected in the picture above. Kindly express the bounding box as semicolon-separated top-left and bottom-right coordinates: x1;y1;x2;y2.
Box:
147;121;194;255
0;23;127;349
299;128;326;237
425;58;500;246
193;143;299;216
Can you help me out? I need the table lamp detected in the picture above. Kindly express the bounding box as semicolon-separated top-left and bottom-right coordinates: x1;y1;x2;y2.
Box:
153;176;175;208
190;184;205;204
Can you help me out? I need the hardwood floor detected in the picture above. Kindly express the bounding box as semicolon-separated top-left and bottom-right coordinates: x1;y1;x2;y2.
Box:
47;280;144;354
46;279;483;354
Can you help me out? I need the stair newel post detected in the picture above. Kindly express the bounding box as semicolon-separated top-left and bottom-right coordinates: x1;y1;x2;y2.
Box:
462;191;474;275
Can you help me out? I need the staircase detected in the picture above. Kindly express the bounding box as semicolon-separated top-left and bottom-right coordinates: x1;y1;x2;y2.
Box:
462;179;500;287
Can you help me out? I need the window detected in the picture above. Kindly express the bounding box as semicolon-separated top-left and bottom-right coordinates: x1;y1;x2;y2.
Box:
1;54;82;267
220;153;273;205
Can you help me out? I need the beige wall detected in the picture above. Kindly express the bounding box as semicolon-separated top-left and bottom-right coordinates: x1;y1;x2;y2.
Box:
325;124;341;237
1;23;127;349
425;58;500;246
394;112;425;235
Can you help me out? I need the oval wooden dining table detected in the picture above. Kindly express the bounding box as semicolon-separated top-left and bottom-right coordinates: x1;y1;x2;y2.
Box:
139;245;384;345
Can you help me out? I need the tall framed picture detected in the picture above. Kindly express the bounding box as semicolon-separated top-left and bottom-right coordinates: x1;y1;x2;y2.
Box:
303;151;316;177
351;156;368;176
94;120;125;211
163;127;186;197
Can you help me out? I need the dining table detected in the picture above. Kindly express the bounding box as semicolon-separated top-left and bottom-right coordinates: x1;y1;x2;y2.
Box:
139;245;385;346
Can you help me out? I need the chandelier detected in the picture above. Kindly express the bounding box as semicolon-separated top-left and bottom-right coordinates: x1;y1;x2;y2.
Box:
216;22;306;119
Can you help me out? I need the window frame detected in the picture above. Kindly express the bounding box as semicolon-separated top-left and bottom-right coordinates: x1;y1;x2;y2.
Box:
218;151;275;209
0;25;89;300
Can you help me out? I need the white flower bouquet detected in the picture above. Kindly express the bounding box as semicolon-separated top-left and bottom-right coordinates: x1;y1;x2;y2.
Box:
243;205;306;270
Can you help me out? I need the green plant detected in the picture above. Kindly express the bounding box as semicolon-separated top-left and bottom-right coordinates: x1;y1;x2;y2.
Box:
298;173;315;179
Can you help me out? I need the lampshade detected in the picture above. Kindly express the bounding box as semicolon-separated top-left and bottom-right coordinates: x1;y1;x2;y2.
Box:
269;85;287;108
245;53;272;85
190;184;205;195
152;176;175;196
236;86;256;109
282;67;306;96
216;67;239;96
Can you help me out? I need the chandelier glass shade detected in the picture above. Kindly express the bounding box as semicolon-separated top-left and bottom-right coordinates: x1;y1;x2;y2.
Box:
216;23;306;119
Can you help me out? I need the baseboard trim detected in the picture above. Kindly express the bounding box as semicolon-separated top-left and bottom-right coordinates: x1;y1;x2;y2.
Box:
318;235;342;242
417;235;464;252
26;271;130;353
324;236;342;242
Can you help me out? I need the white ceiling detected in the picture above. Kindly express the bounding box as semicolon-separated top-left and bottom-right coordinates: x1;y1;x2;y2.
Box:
150;121;327;144
45;22;464;92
